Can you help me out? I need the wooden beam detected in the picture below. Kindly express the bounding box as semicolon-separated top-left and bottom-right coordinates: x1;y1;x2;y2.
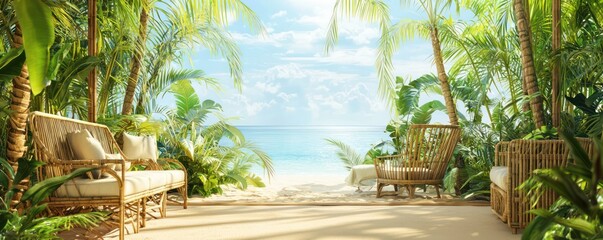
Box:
87;0;97;122
552;0;561;127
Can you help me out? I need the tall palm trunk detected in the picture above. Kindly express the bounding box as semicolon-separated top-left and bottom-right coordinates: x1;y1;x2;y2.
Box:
7;25;30;208
430;27;459;126
122;6;148;115
430;26;462;195
513;0;545;128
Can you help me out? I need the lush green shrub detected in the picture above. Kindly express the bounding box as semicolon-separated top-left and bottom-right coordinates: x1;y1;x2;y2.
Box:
0;158;106;240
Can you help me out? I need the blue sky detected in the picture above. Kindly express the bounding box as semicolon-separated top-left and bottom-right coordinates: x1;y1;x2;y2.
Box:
187;0;444;126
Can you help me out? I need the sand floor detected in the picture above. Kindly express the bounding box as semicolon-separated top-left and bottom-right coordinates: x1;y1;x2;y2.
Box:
82;205;519;240
60;174;514;239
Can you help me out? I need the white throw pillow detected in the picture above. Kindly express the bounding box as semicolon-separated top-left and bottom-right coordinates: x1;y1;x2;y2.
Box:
66;129;106;179
106;153;130;171
122;132;158;162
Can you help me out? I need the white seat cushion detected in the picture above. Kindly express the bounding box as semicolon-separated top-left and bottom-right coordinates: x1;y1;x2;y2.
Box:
127;170;186;189
55;172;151;197
490;166;508;191
122;132;158;162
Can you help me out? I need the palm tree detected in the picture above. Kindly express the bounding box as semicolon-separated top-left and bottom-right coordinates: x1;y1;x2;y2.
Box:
326;0;459;125
5;26;29;168
121;0;265;115
1;0;56;208
513;0;545;128
122;0;150;115
387;0;460;125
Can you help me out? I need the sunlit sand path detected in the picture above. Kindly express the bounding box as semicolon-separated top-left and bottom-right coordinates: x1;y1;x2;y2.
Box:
99;205;519;240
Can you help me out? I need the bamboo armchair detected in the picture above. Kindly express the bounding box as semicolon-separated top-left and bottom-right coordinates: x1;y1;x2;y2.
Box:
28;112;187;240
490;138;593;234
374;124;461;198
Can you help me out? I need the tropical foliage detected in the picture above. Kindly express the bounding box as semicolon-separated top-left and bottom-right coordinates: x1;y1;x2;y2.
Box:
521;133;602;239
325;0;603;235
0;157;106;239
160;80;273;196
0;0;272;220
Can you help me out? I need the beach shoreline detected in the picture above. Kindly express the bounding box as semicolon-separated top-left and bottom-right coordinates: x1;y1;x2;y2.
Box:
185;172;482;206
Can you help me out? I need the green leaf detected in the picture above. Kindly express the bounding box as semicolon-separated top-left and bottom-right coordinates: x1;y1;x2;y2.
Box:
170;80;201;118
20;204;48;232
325;138;364;170
0;47;25;82
22;167;95;206
47;42;72;81
530;209;597;236
560;132;592;173
522;215;554;240
0;211;11;230
411;100;446;124
227;173;248;190
14;0;55;95
245;174;265;188
0;157;14;186
223;124;245;145
13;158;44;188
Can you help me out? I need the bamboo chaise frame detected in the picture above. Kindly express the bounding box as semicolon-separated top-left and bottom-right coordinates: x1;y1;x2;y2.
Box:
490;138;593;234
29;111;188;239
374;124;461;198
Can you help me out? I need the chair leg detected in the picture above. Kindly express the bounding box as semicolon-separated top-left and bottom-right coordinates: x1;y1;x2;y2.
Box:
376;183;384;198
182;185;188;209
435;185;441;198
119;204;125;240
408;185;415;199
161;192;167;218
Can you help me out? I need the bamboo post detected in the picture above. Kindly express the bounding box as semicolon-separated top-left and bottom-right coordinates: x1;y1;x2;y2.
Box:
87;0;97;122
552;0;561;127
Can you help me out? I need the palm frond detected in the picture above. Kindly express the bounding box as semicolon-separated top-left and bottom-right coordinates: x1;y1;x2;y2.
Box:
325;138;364;170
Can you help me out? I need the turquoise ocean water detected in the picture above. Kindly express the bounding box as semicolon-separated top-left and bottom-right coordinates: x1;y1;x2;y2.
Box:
238;126;389;177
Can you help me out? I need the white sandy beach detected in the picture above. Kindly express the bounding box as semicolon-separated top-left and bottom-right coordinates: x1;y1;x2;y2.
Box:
189;173;470;205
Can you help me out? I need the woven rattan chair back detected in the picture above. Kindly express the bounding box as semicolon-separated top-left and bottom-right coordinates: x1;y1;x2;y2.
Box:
29;112;121;180
375;124;461;198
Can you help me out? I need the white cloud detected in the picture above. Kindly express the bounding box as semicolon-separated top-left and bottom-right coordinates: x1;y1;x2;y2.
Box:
285;106;296;112
225;95;276;117
277;92;297;102
264;63;308;80
271;10;287;19
342;26;380;45
304;82;387;119
282;47;376;66
265;63;361;84
315;85;330;92
254;81;280;94
230;32;281;46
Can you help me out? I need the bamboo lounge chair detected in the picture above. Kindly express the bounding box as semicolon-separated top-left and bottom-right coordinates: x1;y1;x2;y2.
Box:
28;112;187;240
374;124;461;198
490;138;593;233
